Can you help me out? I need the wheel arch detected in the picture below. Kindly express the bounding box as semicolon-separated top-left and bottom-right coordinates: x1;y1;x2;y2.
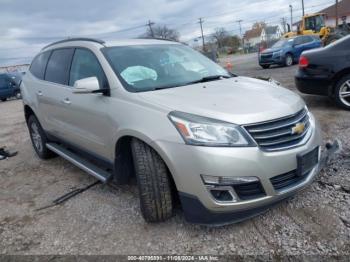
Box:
113;133;180;195
330;68;350;95
24;104;37;123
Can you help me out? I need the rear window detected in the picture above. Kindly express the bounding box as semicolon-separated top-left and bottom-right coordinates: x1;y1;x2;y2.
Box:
45;48;74;85
29;51;51;80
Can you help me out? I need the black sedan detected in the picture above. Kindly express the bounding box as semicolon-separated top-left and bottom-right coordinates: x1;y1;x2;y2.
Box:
295;35;350;110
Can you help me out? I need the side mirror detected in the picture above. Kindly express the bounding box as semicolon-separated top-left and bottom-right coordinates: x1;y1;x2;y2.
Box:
73;77;100;94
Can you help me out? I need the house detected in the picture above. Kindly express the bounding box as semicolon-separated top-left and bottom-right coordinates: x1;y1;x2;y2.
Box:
319;0;350;26
261;26;283;42
243;23;264;52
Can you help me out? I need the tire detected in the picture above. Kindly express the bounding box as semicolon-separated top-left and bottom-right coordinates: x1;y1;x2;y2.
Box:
334;74;350;110
27;115;56;159
131;138;173;222
15;92;21;99
285;54;293;67
1;98;6;102
260;65;270;69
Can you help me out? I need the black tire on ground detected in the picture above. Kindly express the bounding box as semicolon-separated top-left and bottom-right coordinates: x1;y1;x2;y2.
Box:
1;98;6;102
131;138;174;222
260;65;270;69
334;74;350;110
27;115;56;159
285;54;293;67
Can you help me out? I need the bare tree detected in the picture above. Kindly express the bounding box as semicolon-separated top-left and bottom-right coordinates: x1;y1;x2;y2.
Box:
142;25;180;41
211;28;229;49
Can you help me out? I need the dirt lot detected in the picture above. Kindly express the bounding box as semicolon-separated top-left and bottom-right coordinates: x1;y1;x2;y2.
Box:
0;53;349;256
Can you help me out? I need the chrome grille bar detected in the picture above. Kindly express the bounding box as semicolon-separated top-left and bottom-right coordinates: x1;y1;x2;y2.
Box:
243;108;311;151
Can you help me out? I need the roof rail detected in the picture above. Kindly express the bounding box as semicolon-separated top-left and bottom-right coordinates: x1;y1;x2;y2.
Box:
42;37;106;50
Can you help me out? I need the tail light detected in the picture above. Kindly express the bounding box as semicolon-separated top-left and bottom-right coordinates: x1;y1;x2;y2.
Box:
299;56;309;68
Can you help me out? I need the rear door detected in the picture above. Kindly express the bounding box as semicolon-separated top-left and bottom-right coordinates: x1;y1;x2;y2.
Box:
292;36;306;59
40;48;75;138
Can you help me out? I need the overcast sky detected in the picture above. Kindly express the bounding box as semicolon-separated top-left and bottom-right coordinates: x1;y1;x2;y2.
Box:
0;0;335;66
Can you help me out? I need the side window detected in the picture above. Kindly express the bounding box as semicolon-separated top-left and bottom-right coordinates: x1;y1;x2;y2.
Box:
69;48;107;88
294;37;303;46
45;48;74;85
303;36;314;43
29;51;51;80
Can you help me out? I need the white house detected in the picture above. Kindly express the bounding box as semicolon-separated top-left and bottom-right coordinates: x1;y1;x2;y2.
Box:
261;26;283;42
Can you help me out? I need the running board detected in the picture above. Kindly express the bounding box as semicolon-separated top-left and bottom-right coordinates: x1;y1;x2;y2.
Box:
46;143;112;183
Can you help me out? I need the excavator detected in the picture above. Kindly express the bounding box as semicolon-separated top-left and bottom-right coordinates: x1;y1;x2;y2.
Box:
283;13;350;45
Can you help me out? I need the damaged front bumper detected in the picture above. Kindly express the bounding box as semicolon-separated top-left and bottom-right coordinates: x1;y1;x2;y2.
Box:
179;140;342;226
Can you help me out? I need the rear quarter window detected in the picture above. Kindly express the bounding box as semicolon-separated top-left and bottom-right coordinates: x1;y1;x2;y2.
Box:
45;48;74;85
29;51;51;80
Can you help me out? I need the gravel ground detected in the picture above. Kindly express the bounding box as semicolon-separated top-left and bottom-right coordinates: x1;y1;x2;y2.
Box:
0;53;349;257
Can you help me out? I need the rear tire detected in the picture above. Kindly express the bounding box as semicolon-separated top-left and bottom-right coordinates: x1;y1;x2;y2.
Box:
285;54;293;67
260;65;270;69
28;115;56;159
131;138;173;222
1;98;6;102
334;74;350;110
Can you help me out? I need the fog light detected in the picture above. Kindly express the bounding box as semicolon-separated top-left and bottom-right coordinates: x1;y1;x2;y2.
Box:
206;185;237;202
201;175;259;185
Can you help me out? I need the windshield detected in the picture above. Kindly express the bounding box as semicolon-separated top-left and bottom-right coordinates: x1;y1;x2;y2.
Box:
103;44;231;92
271;39;293;49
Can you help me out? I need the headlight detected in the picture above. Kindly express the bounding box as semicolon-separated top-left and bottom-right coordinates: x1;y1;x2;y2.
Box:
273;50;282;56
168;111;254;147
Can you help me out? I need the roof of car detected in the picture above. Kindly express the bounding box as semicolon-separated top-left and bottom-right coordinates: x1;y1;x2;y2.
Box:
42;37;180;51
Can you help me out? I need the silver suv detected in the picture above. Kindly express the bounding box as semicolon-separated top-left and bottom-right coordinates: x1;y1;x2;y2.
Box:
21;38;322;225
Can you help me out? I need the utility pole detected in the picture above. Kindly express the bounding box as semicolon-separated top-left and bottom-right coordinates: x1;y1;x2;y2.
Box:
281;17;287;34
236;19;244;52
198;18;205;51
335;0;339;26
289;5;293;31
146;20;155;38
301;0;305;16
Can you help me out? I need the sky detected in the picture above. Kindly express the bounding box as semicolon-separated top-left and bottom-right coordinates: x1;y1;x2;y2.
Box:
0;0;336;66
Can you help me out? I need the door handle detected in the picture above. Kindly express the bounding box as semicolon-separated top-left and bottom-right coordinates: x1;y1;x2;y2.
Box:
37;91;43;96
61;98;71;105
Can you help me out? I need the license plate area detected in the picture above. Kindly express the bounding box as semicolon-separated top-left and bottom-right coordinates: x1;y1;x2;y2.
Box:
297;147;319;177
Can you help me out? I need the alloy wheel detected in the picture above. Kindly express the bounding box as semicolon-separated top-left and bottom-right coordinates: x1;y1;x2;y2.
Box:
31;122;43;153
339;80;350;107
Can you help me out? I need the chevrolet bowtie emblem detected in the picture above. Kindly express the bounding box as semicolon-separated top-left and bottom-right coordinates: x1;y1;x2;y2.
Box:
291;123;305;135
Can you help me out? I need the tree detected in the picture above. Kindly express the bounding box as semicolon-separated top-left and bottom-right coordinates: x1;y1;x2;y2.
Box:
211;28;229;49
143;25;180;41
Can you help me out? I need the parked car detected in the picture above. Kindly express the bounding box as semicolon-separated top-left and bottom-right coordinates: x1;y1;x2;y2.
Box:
21;38;322;225
0;73;21;101
295;35;350;110
259;35;322;68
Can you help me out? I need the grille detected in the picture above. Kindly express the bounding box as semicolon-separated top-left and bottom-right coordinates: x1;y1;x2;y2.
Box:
270;170;309;191
233;181;266;200
261;53;273;59
244;108;311;151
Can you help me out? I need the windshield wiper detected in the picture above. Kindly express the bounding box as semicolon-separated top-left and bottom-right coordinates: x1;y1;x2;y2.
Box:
186;75;231;85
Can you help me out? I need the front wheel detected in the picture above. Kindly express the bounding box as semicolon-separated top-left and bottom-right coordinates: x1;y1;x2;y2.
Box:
334;74;350;110
260;65;270;69
1;98;6;102
285;54;293;67
28;115;56;159
131;138;174;222
15;92;21;99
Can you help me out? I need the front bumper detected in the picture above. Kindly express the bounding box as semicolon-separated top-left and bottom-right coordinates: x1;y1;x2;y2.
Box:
152;114;323;225
259;53;284;65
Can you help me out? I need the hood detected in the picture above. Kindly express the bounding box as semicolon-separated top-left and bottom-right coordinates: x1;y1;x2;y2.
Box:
262;47;282;54
138;77;305;125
